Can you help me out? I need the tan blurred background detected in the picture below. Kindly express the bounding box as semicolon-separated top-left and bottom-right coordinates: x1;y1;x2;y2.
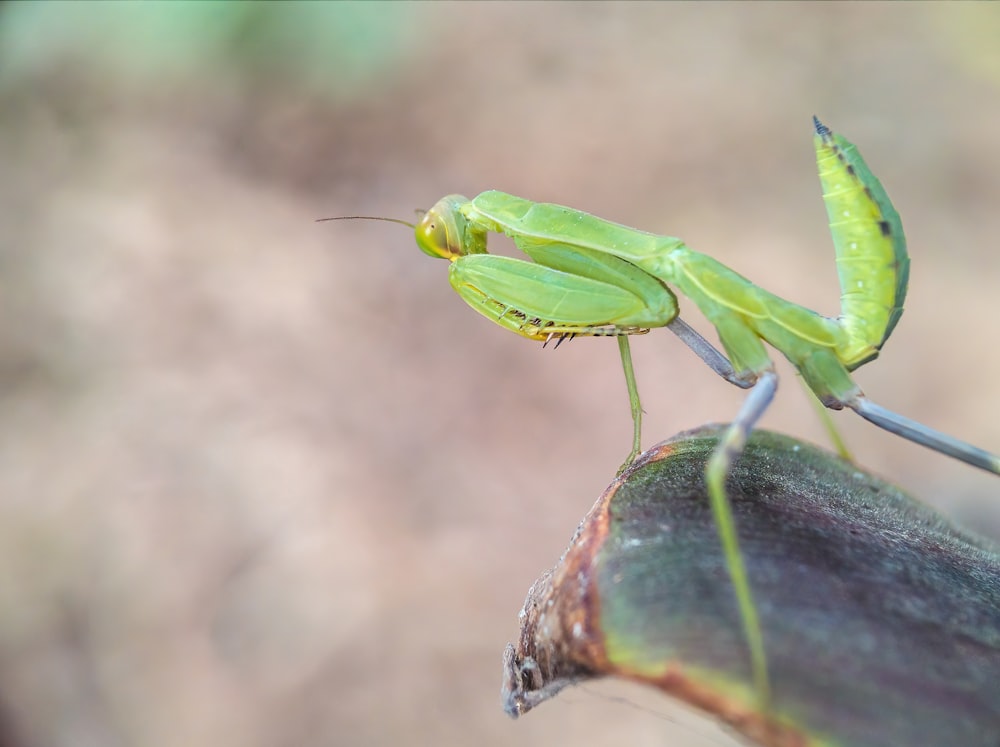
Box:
1;3;999;746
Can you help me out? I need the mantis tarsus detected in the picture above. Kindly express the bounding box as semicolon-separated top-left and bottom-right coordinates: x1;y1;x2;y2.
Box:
326;118;1000;709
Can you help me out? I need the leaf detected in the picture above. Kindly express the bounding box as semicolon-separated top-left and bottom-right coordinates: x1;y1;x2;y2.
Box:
503;426;1000;747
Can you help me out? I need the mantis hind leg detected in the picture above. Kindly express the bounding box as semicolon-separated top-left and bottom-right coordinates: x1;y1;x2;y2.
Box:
706;370;778;708
799;348;1000;475
803;381;854;462
847;396;1000;475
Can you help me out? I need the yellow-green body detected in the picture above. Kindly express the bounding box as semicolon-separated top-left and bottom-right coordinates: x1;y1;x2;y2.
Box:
400;119;998;712
434;121;907;411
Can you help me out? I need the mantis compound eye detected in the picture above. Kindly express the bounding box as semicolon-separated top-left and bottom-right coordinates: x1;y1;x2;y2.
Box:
415;195;470;260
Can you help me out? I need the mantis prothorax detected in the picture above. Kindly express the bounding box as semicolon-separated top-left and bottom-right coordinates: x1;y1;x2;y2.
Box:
325;118;1000;709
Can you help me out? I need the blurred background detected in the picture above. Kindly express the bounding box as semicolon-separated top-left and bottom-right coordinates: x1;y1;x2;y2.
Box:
1;3;999;746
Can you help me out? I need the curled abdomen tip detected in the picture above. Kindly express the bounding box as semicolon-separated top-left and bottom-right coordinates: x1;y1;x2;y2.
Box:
813;115;831;138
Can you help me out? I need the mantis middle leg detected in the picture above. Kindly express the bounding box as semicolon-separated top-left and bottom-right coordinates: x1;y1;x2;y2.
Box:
617;335;643;472
668;317;854;462
706;371;778;708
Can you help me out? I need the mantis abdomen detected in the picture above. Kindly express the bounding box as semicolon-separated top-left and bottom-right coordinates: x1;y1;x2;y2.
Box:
814;118;909;369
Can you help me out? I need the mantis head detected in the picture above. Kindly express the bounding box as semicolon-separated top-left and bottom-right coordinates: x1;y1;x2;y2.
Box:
414;194;483;260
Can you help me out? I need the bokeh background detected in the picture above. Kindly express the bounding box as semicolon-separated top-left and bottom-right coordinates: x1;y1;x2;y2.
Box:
1;3;999;746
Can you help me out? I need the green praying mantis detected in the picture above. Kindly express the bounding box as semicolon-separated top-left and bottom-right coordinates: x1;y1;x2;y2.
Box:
325;118;1000;709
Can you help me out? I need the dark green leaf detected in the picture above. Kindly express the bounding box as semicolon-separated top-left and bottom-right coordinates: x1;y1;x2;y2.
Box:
503;426;1000;747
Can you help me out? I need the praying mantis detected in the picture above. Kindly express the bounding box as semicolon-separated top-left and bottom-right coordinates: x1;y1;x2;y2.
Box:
326;118;1000;709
